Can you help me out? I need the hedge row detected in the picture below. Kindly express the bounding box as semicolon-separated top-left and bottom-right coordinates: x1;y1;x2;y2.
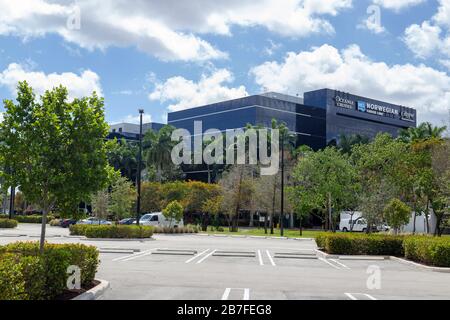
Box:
0;242;99;300
0;214;54;224
153;225;199;234
403;236;450;267
316;233;450;267
70;224;154;238
0;218;18;228
315;233;405;256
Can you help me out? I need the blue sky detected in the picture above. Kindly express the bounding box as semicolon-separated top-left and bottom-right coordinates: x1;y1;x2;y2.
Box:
0;0;449;126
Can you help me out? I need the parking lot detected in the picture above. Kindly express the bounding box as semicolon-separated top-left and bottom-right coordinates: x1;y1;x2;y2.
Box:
1;224;450;300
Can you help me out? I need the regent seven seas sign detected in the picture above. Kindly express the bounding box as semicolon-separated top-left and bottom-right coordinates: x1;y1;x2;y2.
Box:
335;95;414;122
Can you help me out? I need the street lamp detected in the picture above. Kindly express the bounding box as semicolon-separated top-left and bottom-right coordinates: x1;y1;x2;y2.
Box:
136;109;144;226
280;133;284;237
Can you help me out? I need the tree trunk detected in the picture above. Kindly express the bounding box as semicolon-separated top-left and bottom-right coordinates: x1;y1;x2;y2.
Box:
327;192;333;232
249;211;254;227
264;214;268;234
412;204;417;235
299;216;303;236
425;199;430;234
39;205;48;254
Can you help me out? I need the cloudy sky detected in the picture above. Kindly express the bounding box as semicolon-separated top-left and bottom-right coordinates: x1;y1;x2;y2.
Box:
0;0;449;126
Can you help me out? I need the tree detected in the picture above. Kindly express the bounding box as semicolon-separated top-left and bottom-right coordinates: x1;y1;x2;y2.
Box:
0;82;110;253
106;138;138;182
109;176;136;221
383;198;411;235
144;125;184;182
91;190;109;223
219;165;255;232
201;195;223;231
352;134;409;232
337;134;370;155
291;147;359;231
140;182;163;213
398;122;447;144
162;200;184;227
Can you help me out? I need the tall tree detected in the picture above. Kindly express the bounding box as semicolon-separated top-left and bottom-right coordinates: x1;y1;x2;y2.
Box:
109;176;136;221
0;82;111;252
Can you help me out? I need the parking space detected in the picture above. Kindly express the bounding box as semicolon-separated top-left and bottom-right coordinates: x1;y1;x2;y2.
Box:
2;224;450;300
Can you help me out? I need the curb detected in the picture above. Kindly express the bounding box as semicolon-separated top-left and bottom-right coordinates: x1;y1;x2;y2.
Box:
72;279;110;300
390;256;450;273
196;233;314;241
314;249;338;259
80;237;155;242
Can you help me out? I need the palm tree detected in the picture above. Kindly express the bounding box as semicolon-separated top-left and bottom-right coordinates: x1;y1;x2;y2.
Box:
398;122;447;143
143;125;177;182
337;134;370;154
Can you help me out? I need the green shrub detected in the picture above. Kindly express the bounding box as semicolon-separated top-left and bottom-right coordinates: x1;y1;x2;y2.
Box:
403;236;450;267
315;233;404;256
0;214;54;224
0;242;99;300
153;226;198;234
0;218;18;228
70;224;153;238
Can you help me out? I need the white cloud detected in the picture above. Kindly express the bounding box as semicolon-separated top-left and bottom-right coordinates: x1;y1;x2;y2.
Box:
0;0;353;61
440;59;450;71
403;0;450;59
149;69;248;112
404;21;442;58
433;0;450;27
116;114;153;125
250;44;450;125
0;63;102;100
358;17;386;34
373;0;425;11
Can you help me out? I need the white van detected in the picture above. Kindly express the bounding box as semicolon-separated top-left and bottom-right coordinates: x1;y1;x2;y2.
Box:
138;212;184;228
340;217;368;232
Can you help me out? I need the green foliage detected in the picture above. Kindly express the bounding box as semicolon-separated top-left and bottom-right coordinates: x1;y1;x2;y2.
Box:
403;236;450;267
91;189;110;221
0;218;18;228
316;233;404;256
141;182;163;213
290;146;359;230
106;138;138;182
162;200;184;227
70;224;153;239
0;242;98;299
383;198;411;233
109;176;136;220
0;82;111;250
0;214;54;224
153;225;199;234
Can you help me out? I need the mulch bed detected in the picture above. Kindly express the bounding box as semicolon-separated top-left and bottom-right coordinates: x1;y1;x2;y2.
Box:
54;280;100;300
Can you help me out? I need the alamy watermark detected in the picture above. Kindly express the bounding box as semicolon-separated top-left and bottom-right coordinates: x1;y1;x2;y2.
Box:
171;121;280;176
66;4;81;31
67;265;81;290
366;265;381;290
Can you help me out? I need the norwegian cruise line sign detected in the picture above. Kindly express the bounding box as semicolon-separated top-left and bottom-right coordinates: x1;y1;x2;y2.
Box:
334;94;415;123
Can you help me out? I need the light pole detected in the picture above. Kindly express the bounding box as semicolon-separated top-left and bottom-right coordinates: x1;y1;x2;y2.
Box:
280;133;284;237
136;109;144;226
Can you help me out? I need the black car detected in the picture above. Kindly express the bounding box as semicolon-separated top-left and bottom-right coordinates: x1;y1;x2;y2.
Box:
119;218;137;225
60;219;77;228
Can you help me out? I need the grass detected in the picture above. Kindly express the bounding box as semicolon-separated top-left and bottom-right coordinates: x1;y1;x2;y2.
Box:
200;227;323;238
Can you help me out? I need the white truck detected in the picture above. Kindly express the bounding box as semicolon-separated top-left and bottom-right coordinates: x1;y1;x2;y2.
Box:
138;212;184;228
339;211;388;232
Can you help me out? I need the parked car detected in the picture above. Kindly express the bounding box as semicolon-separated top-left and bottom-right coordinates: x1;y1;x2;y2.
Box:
119;218;136;225
137;212;184;228
60;219;77;228
77;217;112;225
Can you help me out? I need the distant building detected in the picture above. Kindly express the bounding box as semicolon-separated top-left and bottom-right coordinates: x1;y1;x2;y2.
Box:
167;88;417;149
108;122;164;140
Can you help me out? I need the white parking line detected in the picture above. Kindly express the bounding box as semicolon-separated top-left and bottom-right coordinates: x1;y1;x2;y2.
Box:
112;249;156;262
319;257;341;269
185;249;210;264
121;248;160;262
221;288;250;300
265;250;276;266
196;249;217;264
345;293;357;300
257;250;264;266
330;259;351;269
345;293;377;300
221;288;231;300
